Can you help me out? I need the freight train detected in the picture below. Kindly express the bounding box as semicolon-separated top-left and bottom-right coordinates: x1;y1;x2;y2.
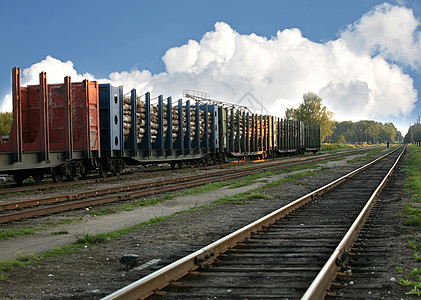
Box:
0;67;321;185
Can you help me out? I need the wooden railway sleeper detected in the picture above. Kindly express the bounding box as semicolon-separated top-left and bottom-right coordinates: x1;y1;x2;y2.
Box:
327;290;344;297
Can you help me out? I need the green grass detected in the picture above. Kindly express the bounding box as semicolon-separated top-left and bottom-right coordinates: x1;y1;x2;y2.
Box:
397;145;421;295
214;191;273;205
404;145;421;228
0;217;77;241
320;143;357;152
0;227;39;240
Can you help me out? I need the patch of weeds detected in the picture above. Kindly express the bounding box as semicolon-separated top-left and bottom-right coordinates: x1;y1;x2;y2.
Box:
404;204;421;227
0;227;38;240
409;239;421;251
407;286;421;296
281;163;319;173
399;266;421;296
328;157;347;161
320;143;357;152
0;217;79;241
180;181;230;196
258;180;269;183
230;178;255;189
54;218;75;225
76;233;112;245
0;272;7;281
396;266;404;273
215;191;273;205
88;207;117;216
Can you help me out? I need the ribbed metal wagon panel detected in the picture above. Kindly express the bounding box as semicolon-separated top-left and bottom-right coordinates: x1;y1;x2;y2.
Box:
99;84;123;155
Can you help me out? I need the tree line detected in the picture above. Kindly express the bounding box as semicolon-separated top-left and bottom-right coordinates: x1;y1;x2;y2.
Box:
285;92;400;144
329;120;399;144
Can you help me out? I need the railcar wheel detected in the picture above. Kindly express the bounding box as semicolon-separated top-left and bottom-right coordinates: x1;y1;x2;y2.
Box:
80;164;88;180
170;162;176;169
99;163;108;178
51;167;64;183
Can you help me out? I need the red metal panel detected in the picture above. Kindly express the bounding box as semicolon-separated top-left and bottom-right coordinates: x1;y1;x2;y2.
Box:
64;77;73;159
0;68;51;162
71;80;99;155
71;82;86;151
48;83;67;151
0;68;24;162
39;72;50;161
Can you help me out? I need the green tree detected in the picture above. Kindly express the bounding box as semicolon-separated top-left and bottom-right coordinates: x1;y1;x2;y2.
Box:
0;112;12;136
335;135;346;144
285;92;335;142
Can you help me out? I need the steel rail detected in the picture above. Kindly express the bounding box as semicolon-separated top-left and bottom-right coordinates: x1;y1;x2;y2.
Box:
0;168;275;223
301;144;406;300
102;145;402;300
0;147;372;223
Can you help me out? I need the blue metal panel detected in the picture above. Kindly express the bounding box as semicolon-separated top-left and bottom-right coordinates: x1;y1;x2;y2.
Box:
137;92;151;156
126;89;137;152
176;99;184;151
184;100;191;151
166;97;173;151
99;84;123;156
156;96;164;153
193;102;200;150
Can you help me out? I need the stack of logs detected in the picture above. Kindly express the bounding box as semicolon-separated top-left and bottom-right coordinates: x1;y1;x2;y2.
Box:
228;110;244;141
123;97;146;143
122;98;212;145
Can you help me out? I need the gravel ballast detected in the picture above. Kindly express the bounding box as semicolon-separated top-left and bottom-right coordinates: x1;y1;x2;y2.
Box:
0;149;418;299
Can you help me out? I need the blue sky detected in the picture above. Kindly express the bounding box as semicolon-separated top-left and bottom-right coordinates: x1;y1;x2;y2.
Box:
1;0;421;135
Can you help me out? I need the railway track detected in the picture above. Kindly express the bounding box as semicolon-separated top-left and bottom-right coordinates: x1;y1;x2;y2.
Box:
0;147;375;224
102;145;404;299
0;147;376;195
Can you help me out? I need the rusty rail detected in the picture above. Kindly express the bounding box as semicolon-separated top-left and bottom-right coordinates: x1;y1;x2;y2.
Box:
301;145;406;299
102;145;403;300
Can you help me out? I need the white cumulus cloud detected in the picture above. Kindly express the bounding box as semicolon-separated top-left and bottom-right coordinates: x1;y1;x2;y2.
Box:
1;3;419;133
20;56;96;86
